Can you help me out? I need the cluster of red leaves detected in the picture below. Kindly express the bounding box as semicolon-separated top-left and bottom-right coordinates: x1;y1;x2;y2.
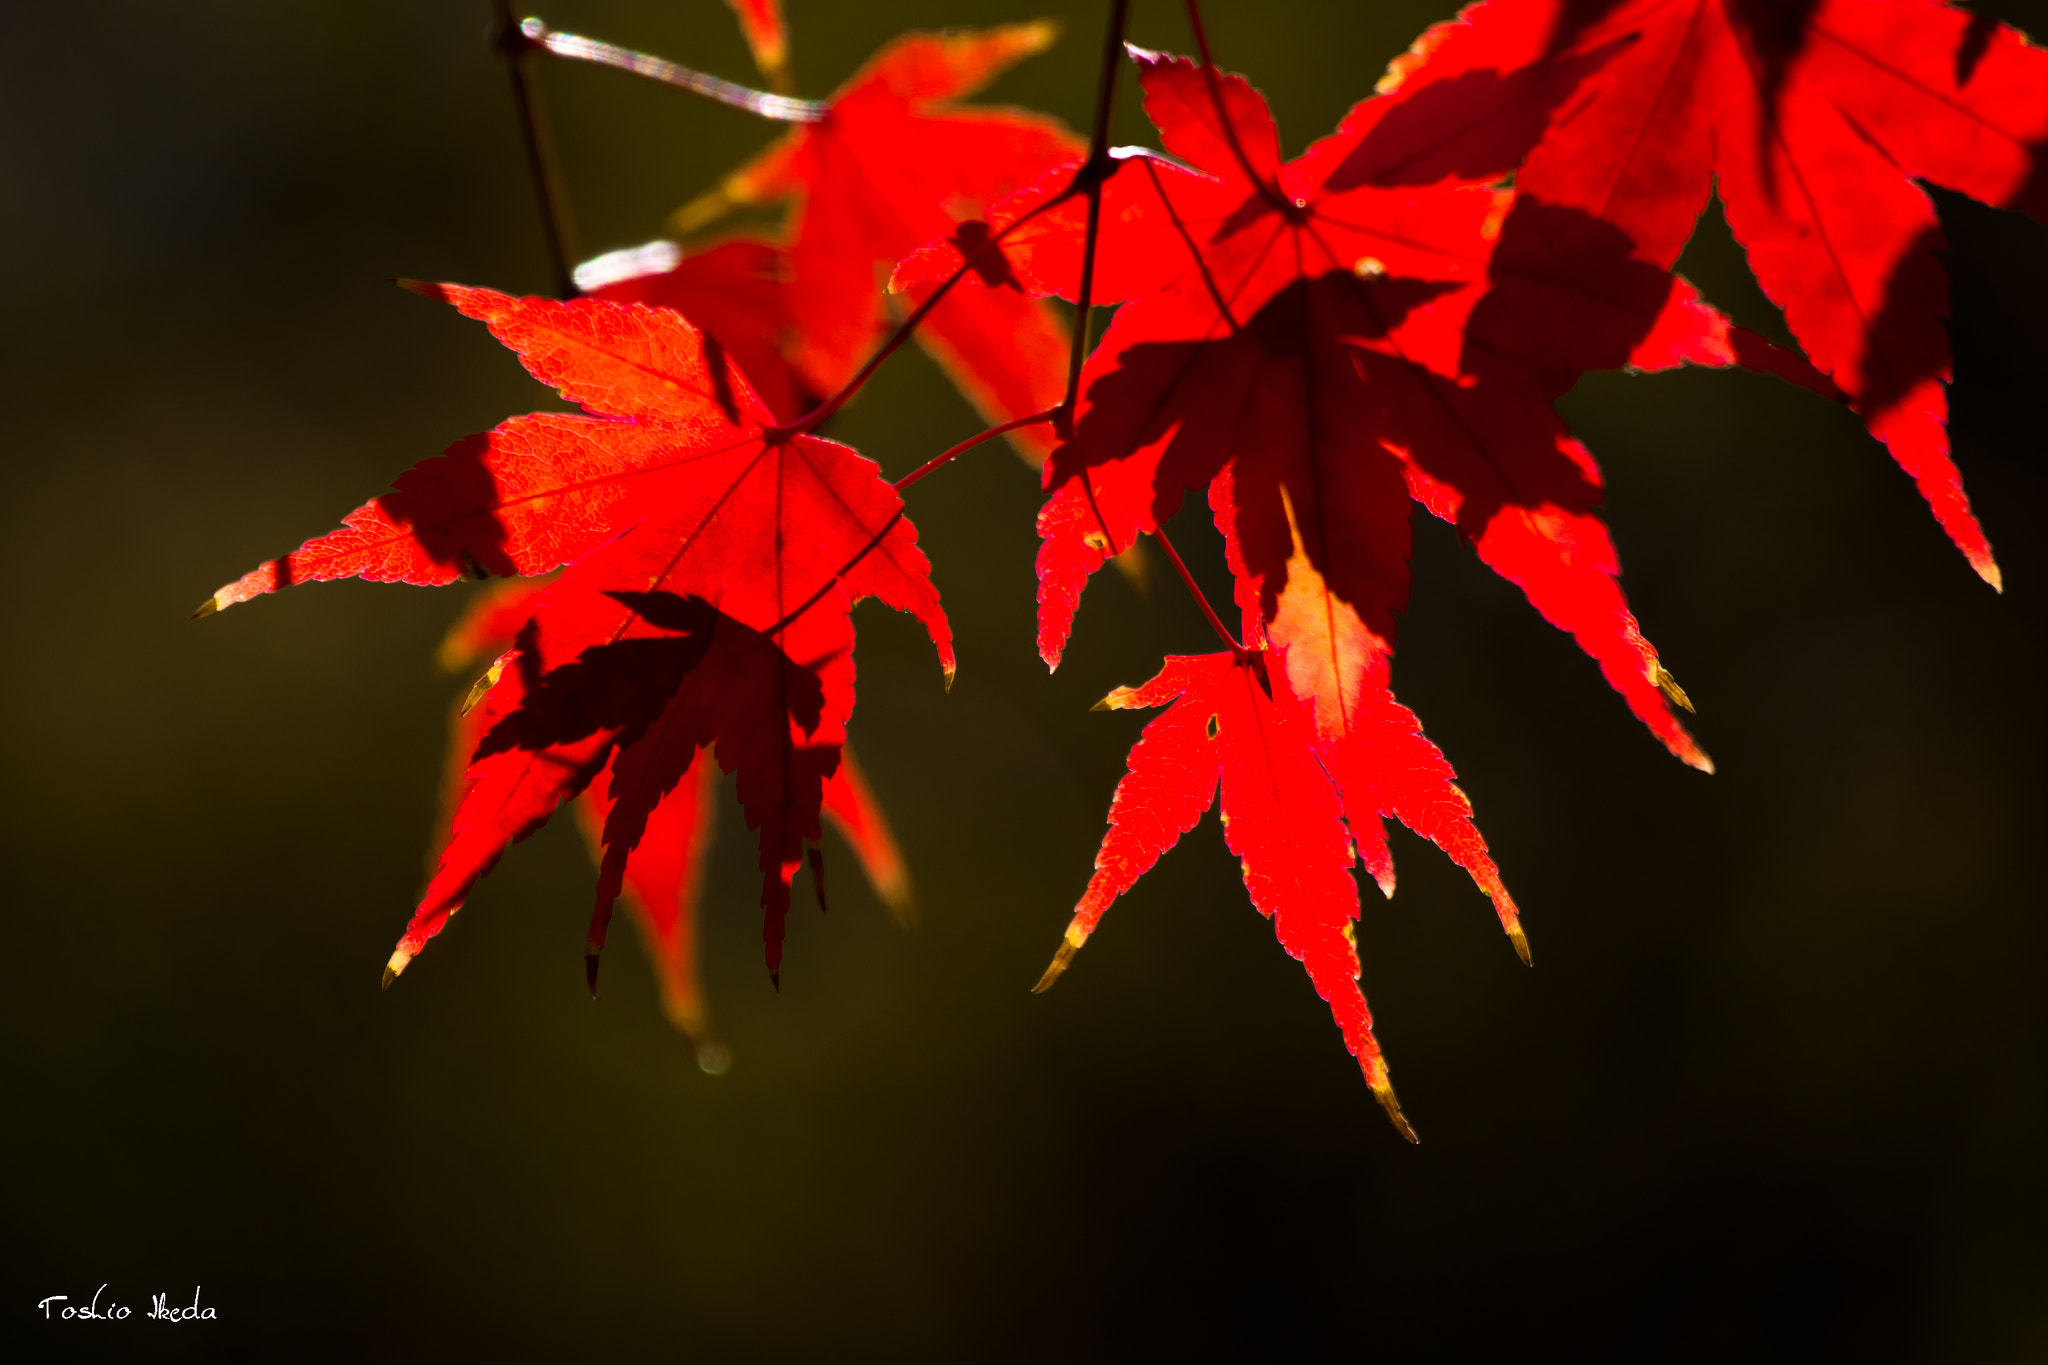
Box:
204;1;2043;1128
435;575;913;1067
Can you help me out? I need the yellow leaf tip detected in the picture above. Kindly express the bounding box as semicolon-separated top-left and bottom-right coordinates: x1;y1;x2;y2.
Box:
943;662;958;693
1031;924;1088;992
189;594;222;620
879;881;919;929
1015;18;1062;51
1370;1077;1418;1143
1507;922;1532;968
461;653;512;717
1980;558;2004;593
381;946;414;991
1651;663;1695;713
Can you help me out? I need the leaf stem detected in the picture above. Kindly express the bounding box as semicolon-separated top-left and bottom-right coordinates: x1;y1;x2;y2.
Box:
894;410;1061;491
772;190;1070;437
1181;1;1286;209
518;18;825;122
756;1;1137;442
492;1;580;298
1151;526;1244;654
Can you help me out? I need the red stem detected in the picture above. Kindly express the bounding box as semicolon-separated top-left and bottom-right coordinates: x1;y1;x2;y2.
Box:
1152;526;1244;654
772;188;1072;439
894;410;1060;491
1182;0;1287;210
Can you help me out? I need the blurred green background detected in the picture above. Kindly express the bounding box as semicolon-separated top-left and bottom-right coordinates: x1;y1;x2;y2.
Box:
6;1;2046;1358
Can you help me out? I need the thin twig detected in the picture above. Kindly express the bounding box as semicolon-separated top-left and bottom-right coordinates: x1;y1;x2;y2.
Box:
493;1;580;298
774;190;1071;436
894;409;1060;491
1182;0;1286;209
1059;0;1136;430
1152;526;1244;653
520;18;825;122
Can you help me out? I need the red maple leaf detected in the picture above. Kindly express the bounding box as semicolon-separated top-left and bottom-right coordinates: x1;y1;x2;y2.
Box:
898;49;1833;778
1353;0;2048;588
437;577;915;1065
890;44;1858;1116
201;286;950;985
675;23;1085;462
1037;631;1505;1140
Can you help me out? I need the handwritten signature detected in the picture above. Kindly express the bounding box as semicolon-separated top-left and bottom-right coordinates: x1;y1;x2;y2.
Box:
38;1286;215;1322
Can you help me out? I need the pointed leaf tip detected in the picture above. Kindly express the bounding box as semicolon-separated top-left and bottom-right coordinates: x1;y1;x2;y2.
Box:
585;952;601;999
1507;922;1532;968
1651;664;1695;714
1372;1080;1419;1144
190;594;221;620
1031;924;1088;992
460;653;512;717
381;946;413;991
1980;558;2004;594
943;662;957;693
769;970;780;993
395;278;449;302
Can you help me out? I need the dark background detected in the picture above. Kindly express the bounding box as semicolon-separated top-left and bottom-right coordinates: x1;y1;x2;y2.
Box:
5;1;2045;1358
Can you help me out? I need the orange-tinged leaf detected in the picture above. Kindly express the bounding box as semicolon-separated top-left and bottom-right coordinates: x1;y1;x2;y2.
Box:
1042;647;1419;1140
723;0;789;87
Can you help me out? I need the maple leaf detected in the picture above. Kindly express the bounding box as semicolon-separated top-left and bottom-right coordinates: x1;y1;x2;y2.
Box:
201;286;950;985
890;44;1866;1117
1356;0;2048;589
436;577;915;1064
898;42;1830;963
896;49;1841;787
673;23;1084;463
1035;633;1519;1142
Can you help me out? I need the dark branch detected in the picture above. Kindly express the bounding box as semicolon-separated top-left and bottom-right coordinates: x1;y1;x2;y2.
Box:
1058;0;1136;432
492;1;580;298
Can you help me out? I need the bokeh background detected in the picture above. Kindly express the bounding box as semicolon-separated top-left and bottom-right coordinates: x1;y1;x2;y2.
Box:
6;1;2046;1358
